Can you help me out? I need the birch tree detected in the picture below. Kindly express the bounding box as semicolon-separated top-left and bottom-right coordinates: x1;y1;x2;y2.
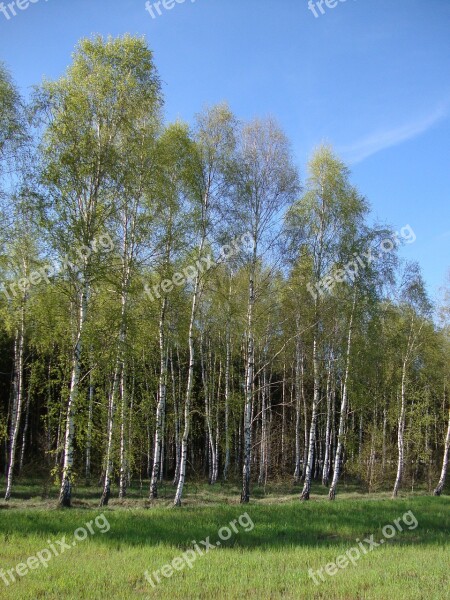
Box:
286;146;368;500
174;104;237;506
35;35;161;507
229;117;299;503
392;265;430;498
149;123;192;499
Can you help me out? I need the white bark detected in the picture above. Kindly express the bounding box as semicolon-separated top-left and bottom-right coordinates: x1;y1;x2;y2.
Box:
300;332;320;501
322;355;333;486
19;384;31;476
99;355;121;506
433;408;450;496
118;362;127;498
59;284;88;507
258;363;268;485
329;296;355;500
223;323;231;480
4;305;26;502
172;348;181;486
241;264;255;504
174;267;202;506
392;315;419;498
85;366;94;484
150;298;168;498
293;337;302;483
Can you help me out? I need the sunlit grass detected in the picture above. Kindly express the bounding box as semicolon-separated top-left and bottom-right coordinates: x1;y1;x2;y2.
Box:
0;480;448;599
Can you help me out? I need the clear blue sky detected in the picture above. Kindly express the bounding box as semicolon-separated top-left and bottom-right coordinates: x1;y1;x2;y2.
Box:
1;0;449;301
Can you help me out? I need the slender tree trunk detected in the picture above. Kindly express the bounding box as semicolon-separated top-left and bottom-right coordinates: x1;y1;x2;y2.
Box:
301;355;309;481
393;315;420;498
300;331;320;501
19;384;31;475
5;305;26;501
118;362;128;498
127;368;135;489
159;393;165;483
150;298;167;499
322;355;333;486
381;404;387;480
258;363;267;485
281;359;286;474
241;255;255;504
201;338;217;485
223;323;231;480
212;357;221;485
174;267;202;506
315;434;321;480
393;361;408;497
329;295;355;500
265;374;272;485
85;366;94;485
172;348;181;486
433;408;450;496
59;285;88;507
100;287;128;506
99;359;121;507
293;337;302;483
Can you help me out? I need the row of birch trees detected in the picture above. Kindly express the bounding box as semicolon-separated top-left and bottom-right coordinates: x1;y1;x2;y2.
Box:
0;36;449;506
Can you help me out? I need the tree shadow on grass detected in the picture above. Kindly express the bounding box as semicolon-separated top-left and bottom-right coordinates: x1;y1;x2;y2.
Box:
0;494;448;552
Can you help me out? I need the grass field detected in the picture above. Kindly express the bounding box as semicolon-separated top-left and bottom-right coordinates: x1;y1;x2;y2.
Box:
0;480;448;599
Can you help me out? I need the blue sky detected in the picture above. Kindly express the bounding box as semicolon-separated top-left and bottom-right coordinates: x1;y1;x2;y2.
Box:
1;0;449;301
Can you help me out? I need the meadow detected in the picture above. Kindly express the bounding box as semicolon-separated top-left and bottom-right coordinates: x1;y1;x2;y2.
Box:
0;480;448;599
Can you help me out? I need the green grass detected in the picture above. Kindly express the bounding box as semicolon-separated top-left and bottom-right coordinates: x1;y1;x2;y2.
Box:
0;481;448;599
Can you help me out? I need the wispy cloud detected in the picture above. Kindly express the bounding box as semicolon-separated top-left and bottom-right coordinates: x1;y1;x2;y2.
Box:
435;229;450;241
339;103;449;164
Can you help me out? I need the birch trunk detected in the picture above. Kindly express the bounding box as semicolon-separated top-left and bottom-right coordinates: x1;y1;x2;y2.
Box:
328;297;355;500
258;364;267;485
241;261;255;504
392;369;407;498
382;405;387;479
433;408;450;496
281;359;286;474
99;358;121;506
322;355;333;486
293;337;302;483
118;362;127;498
172;348;181;485
393;314;420;498
301;355;308;481
100;284;128;506
85;367;94;484
223;323;231;480
4;304;26;502
127;369;135;488
174;266;202;506
150;297;167;499
212;357;221;485
300;333;319;501
19;384;31;475
59;285;88;507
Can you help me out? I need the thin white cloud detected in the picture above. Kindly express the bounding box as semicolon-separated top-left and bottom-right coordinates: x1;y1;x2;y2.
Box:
339;104;449;164
435;229;450;241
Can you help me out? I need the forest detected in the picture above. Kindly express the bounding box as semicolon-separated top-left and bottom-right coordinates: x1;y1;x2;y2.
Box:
1;35;449;513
